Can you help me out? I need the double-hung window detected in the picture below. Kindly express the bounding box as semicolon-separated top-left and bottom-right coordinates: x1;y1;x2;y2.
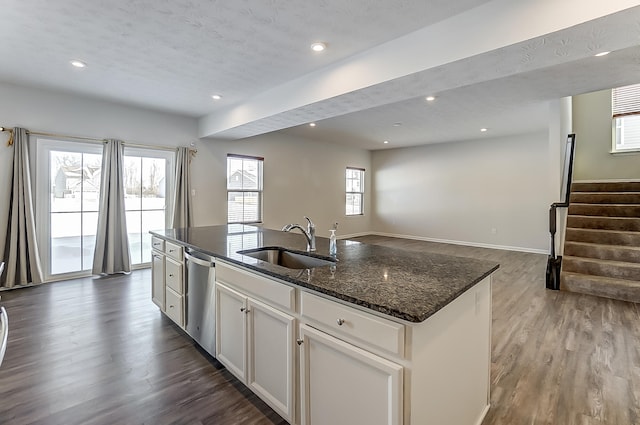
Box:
227;154;263;224
612;83;640;153
346;167;365;216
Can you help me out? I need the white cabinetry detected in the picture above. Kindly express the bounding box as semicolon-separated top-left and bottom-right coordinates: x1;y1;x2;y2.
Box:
151;237;165;310
215;263;295;423
150;237;185;328
299;323;403;425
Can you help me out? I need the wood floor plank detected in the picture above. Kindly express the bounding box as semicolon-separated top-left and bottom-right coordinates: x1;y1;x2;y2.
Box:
0;235;638;424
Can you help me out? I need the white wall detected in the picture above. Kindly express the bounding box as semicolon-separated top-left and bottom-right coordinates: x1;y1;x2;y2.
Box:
0;83;371;251
194;133;371;237
371;131;554;253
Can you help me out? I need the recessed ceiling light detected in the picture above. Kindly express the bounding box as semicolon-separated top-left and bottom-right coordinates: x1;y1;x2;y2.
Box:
392;122;402;127
425;96;436;102
309;122;316;127
310;42;326;52
70;60;86;68
480;128;488;132
383;140;389;144
211;94;222;100
594;51;610;57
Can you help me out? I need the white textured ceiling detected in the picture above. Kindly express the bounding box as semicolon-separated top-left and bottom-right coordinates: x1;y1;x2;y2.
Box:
0;0;490;116
1;0;640;150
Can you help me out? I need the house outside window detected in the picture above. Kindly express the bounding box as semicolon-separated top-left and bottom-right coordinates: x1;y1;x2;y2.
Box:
612;83;640;153
227;154;263;224
346;167;365;216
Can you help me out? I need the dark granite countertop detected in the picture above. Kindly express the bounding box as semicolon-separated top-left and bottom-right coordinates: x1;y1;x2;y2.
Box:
150;225;499;323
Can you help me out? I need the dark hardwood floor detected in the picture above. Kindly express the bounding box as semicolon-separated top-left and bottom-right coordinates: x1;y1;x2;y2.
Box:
0;236;638;425
0;270;286;425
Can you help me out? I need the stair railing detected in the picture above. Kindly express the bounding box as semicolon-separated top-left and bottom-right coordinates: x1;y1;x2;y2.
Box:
546;133;576;290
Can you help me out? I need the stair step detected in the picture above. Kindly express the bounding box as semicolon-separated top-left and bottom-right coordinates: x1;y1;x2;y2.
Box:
570;192;640;204
568;203;640;217
564;242;640;263
562;256;640;281
566;215;640;232
560;272;640;303
565;228;640;247
571;181;640;193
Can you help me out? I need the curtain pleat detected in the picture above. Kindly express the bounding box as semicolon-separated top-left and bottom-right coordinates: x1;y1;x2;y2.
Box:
1;128;43;288
169;147;192;229
92;139;131;275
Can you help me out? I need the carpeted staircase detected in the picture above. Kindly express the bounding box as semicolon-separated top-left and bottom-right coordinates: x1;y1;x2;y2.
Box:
561;181;640;303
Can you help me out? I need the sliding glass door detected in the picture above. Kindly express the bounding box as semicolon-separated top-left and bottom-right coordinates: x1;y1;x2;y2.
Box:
36;139;174;281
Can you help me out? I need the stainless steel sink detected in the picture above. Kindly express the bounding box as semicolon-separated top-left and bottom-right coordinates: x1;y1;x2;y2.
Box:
238;247;336;269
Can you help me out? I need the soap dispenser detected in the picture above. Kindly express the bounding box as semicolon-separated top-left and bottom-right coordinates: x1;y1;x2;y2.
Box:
329;229;337;256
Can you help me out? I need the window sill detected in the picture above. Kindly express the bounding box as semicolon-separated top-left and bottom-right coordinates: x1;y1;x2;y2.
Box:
610;149;640;155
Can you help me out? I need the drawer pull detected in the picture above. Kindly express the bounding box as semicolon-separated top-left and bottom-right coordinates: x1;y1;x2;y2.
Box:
169;249;175;253
296;339;304;346
169;305;174;309
153;242;161;246
169;274;174;277
336;318;345;326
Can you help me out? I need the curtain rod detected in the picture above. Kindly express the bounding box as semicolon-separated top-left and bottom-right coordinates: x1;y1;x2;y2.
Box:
0;126;194;153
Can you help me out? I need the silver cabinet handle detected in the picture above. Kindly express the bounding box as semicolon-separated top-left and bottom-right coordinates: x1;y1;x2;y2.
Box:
240;307;250;314
153;242;161;246
168;274;174;277
336;318;345;326
296;339;304;346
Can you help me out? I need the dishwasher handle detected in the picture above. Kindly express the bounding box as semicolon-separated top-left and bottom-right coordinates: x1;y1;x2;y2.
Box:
184;252;215;268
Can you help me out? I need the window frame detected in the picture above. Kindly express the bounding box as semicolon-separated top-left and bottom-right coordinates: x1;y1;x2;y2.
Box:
345;167;365;216
226;154;264;224
611;84;640;154
35;138;176;281
122;146;175;267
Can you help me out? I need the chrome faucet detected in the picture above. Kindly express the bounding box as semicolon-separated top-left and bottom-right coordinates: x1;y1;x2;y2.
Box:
282;216;316;251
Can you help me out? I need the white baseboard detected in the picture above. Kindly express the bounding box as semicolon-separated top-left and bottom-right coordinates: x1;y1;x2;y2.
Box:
574;178;640;183
336;231;372;240
352;231;548;255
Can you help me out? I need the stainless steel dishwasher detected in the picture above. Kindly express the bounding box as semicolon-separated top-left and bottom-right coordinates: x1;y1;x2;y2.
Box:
184;249;216;357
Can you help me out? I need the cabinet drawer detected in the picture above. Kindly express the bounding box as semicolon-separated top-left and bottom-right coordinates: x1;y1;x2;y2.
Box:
165;241;183;262
165;258;183;294
151;236;165;252
165;287;184;327
300;291;404;357
216;262;295;312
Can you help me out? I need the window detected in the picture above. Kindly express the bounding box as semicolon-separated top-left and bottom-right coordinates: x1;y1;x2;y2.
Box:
346;167;365;216
38;140;103;278
123;148;175;265
36;139;174;280
612;83;640;152
227;154;263;224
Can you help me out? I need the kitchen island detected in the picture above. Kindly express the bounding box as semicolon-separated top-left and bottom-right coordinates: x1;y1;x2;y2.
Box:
150;224;499;425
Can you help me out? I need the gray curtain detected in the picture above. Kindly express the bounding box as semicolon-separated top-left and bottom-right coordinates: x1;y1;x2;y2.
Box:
169;147;193;229
1;128;43;288
92;139;131;275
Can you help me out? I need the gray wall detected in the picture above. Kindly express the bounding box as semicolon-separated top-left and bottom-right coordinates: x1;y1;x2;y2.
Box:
573;89;640;180
371;132;555;252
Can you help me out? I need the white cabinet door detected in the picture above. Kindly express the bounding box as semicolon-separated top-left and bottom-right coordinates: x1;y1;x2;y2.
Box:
300;324;403;425
247;298;295;423
215;282;247;382
151;251;165;310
